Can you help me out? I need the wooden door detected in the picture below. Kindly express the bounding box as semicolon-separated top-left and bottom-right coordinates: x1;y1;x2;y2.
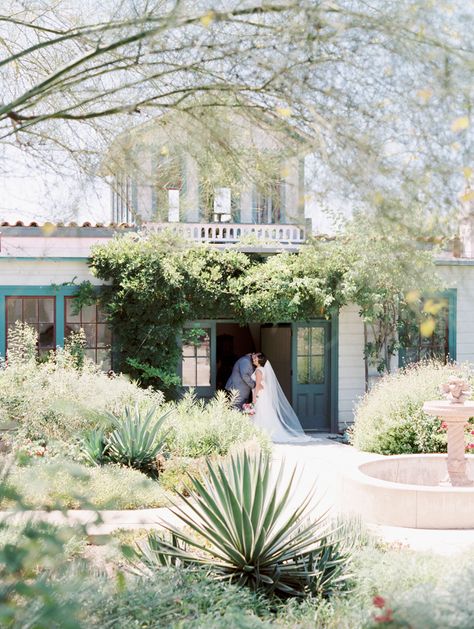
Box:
292;321;330;430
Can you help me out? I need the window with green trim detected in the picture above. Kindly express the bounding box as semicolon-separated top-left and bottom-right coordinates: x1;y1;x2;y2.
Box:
6;296;55;357
399;295;452;364
182;328;211;386
64;298;112;370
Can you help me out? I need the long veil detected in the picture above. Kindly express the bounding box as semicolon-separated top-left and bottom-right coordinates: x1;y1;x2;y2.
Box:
262;361;312;443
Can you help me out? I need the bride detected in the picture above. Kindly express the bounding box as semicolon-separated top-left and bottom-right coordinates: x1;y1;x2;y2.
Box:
251;353;312;444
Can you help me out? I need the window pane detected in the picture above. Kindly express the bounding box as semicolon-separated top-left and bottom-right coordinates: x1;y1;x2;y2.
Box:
297;328;309;355
97;349;111;371
85;349;96;362
38;323;55;348
81;304;97;323
182;344;196;357
82;324;96;347
182;356;196;386
97;307;107;323
196;356;211;386
65;298;80;323
310;356;325;384
7;298;22;325
65;323;81;337
297;356;309;384
311;329;324;355
39;298;54;323
24;299;38;323
97;324;112;347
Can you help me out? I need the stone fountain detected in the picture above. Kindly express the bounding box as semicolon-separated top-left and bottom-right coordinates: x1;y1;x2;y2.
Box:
423;376;474;487
342;376;474;529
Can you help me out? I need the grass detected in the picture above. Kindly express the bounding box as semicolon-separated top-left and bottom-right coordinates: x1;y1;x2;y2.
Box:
5;458;169;509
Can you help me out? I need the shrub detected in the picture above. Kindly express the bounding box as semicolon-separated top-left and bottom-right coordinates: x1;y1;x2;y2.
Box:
158;456;208;495
0;343;164;443
135;450;352;598
350;360;472;454
164;390;270;458
7;459;168;509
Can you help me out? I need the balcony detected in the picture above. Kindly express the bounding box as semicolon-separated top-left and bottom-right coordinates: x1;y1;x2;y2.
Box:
142;222;307;247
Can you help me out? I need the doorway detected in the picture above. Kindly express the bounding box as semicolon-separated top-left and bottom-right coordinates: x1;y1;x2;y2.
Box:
183;319;334;431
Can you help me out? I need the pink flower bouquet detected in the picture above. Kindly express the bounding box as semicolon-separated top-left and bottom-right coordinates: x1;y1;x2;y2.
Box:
242;403;256;416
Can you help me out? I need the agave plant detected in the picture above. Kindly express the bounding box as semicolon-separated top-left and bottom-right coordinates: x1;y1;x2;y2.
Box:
135;450;351;598
81;427;109;466
105;405;170;472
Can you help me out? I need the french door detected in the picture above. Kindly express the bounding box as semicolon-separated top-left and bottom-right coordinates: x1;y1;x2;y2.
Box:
291;321;331;431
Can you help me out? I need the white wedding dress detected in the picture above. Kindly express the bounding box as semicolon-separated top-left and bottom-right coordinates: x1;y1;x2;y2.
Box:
251;361;312;444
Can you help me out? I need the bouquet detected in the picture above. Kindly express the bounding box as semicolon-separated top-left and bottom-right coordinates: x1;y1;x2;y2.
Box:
242;403;256;416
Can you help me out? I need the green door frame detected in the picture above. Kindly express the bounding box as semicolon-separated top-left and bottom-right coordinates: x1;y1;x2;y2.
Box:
181;314;339;433
179;320;217;398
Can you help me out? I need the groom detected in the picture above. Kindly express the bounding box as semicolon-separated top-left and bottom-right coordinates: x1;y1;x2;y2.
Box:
225;352;259;409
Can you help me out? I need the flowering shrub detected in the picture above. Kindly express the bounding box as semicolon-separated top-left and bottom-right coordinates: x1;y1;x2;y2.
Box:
350;361;473;455
163;390;269;458
0;340;164;443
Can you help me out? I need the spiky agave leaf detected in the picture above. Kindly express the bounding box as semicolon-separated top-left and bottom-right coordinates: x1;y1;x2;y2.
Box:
104;404;171;470
135;450;351;597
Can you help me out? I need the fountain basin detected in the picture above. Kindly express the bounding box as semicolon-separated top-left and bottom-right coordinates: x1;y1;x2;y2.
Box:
342;454;474;529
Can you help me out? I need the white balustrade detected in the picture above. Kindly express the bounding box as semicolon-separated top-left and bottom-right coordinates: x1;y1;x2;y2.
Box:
142;222;306;245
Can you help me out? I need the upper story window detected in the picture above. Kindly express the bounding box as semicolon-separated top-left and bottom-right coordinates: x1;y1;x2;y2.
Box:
112;174;133;224
65;298;112;370
6;296;55;358
154;155;183;222
253;181;283;224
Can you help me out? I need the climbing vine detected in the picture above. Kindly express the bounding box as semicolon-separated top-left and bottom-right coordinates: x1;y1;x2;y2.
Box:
88;216;443;394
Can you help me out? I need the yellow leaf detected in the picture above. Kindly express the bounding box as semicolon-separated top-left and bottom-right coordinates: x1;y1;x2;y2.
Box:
423;298;447;315
160;145;169;156
462;167;473;180
420;317;436;338
405;290;420;304
417;88;433;103
276;107;292;118
451;116;469;132
41;222;56;237
460;190;474;204
200;11;215;27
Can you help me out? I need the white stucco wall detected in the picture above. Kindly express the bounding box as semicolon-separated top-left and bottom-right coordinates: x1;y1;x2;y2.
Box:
338;304;366;429
0;236;111;258
438;261;474;366
0;259;101;286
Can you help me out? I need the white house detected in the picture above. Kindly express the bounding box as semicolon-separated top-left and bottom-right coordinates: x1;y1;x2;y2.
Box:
1;115;473;433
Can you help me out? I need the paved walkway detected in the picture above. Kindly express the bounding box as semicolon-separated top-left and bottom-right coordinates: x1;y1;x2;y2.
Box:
3;436;474;553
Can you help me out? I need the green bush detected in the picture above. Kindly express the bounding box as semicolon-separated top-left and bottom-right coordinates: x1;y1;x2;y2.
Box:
0;344;164;443
7;459;168;509
350;361;472;454
164;390;270;458
158;456;208;494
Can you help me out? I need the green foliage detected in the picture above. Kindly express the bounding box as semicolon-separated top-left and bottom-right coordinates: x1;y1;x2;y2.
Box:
0;341;164;443
64;327;87;370
163;390;270;458
7;458;168;509
70;280;98;314
90;220;441;393
135;450;351;599
158;456;208;495
103;404;170;472
81;428;108;466
350;360;470;454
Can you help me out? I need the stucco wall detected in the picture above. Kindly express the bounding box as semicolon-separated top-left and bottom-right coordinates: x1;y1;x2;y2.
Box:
338;304;366;429
0;259;101;286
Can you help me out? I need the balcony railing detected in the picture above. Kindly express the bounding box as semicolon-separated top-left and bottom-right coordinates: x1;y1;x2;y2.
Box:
143;222;306;245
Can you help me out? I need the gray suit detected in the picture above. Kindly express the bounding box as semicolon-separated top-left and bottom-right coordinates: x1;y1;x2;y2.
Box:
225;354;255;408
